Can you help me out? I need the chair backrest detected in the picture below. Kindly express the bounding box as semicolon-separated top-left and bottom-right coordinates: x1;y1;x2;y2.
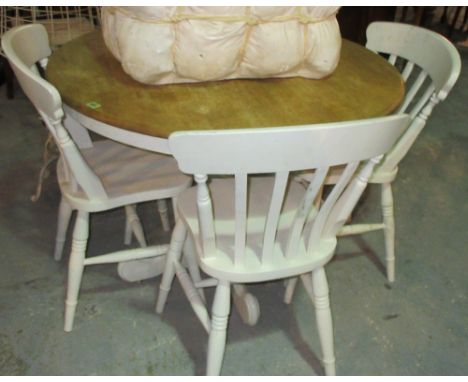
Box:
169;115;409;265
366;22;461;172
1;24;107;199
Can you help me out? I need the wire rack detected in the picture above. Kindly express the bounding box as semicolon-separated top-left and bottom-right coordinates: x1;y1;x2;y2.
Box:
1;6;101;55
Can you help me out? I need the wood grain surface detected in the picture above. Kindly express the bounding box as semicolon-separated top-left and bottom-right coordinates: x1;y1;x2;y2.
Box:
46;30;404;138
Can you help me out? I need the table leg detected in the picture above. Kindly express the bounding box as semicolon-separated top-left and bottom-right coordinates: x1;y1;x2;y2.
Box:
116;242;261;326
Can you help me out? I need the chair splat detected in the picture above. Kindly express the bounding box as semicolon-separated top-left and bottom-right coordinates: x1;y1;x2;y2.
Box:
234;173;247;265
261;171;289;263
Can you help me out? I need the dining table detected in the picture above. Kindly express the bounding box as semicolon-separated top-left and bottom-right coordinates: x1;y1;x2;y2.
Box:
45;29;404;326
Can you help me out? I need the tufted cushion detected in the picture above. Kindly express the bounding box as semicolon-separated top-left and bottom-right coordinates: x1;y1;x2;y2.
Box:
101;6;342;85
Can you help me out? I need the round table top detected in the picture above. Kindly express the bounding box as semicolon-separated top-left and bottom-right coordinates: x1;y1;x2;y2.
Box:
46;30;404;139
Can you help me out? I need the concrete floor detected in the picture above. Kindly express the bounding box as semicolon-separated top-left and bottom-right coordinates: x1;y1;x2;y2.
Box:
0;45;467;376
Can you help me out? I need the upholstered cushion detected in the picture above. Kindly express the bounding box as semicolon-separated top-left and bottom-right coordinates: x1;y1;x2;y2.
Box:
101;6;341;85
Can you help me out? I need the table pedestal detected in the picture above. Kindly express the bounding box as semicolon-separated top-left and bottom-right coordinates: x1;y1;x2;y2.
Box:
118;250;260;326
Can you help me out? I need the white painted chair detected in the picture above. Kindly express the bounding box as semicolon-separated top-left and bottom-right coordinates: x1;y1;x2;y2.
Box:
291;22;461;290
1;24;192;332
55;113;175;264
155;114;409;375
56;113;174;265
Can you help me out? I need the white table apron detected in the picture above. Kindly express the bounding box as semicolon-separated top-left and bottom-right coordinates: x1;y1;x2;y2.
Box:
64;105;171;154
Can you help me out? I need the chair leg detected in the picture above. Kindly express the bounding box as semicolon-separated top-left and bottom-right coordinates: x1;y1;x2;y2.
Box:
64;211;89;332
171;196;179;222
124;205;147;247
157;199;171;232
381;182;396;282
54;197;73;261
300;273;315;305
207;280;231;376
124;213;132;245
156;220;187;314
312;267;336;376
183;234;206;302
284;277;299;304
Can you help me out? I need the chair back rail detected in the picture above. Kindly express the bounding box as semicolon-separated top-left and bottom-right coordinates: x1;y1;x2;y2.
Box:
1;24;107;199
366;21;461;101
366;22;461;174
170;115;409;265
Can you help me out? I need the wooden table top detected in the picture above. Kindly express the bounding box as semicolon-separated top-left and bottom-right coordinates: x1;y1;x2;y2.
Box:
46;30;404;139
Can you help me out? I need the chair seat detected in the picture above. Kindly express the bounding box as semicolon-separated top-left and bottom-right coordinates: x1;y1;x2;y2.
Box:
197;234;336;283
177;176;336;283
57;139;192;211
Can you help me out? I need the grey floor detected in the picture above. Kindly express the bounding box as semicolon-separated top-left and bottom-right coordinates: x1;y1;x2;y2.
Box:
0;45;467;376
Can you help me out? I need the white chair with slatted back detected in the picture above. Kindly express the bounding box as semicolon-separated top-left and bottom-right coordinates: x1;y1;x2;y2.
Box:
57;113;174;261
56;114;174;282
53;116;155;262
155;114;409;375
290;22;461;289
356;22;461;282
1;24;192;332
56;111;174;272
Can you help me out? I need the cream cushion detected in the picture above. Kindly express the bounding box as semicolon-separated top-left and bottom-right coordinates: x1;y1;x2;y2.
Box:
101;6;342;85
